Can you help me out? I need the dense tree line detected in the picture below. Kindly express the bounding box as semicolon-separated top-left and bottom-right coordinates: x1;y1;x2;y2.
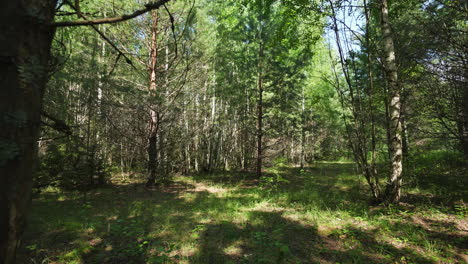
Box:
1;0;466;262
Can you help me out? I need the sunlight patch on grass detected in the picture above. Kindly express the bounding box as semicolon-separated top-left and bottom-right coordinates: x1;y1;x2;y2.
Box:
176;243;197;259
223;240;244;257
21;163;467;264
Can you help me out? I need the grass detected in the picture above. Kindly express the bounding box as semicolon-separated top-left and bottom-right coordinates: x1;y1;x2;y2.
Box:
19;162;467;263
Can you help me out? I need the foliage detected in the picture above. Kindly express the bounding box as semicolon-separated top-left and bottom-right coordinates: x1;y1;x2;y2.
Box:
405;150;467;202
36;139;110;191
260;157;290;190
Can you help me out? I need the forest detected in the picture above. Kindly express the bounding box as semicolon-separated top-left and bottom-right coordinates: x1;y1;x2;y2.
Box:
0;0;466;263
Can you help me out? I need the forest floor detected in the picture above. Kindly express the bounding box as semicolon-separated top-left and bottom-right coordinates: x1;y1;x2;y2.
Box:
19;163;467;264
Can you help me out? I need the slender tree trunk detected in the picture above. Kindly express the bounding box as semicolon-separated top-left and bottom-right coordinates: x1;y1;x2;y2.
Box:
380;0;403;203
86;100;94;186
120;142;126;179
300;86;306;169
194;93;199;172
383;78;392;161
146;111;160;186
329;0;380;200
243;93;249;171
364;0;380;198
146;11;160;187
455;0;468;160
256;41;264;178
401;105;409;159
183;100;191;172
97;27;106;185
461;71;468;159
0;1;57;262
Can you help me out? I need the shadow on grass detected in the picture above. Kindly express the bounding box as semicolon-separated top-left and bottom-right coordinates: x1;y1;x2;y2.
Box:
192;210;321;263
19;163;465;264
192;210;437;264
189;170;259;185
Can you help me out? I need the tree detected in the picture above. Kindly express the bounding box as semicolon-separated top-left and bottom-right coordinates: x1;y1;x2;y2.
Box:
146;10;162;186
0;1;170;262
391;0;468;159
210;0;321;176
379;0;403;203
0;2;58;262
327;0;383;200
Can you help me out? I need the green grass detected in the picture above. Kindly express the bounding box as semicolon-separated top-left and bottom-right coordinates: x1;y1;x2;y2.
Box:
19;162;467;263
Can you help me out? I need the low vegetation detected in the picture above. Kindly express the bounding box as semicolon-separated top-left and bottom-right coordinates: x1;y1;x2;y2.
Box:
19;161;467;264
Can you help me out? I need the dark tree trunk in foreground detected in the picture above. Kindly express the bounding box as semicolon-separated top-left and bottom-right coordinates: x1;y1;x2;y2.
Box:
0;1;57;262
380;0;404;203
0;1;170;261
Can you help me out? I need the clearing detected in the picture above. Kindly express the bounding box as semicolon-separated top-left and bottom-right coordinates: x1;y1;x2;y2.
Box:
19;163;467;263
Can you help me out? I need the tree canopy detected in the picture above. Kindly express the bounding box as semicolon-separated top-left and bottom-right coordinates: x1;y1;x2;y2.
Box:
0;0;467;263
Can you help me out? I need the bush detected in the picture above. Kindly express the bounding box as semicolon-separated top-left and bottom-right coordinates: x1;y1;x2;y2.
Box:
35;139;110;192
405;150;466;199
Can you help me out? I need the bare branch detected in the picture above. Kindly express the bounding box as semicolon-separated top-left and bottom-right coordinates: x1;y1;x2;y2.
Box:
63;0;138;71
51;0;171;27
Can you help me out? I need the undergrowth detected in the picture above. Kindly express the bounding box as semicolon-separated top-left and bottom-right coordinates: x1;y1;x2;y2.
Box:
19;159;467;264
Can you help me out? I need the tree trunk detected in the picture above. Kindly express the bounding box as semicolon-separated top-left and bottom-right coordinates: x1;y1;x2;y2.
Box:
364;0;381;200
329;0;381;201
97;28;106;185
146;10;160;187
256;41;264;178
146;111;160;186
300;86;306;169
461;73;468;159
0;1;57;262
380;0;404;203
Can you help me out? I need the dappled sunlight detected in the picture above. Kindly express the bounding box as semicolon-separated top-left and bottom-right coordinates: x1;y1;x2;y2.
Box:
186;181;233;195
223;239;244;257
19;163;467;263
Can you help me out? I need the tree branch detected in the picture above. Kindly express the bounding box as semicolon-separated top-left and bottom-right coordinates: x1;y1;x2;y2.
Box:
41;111;72;135
62;0;138;72
51;0;171;27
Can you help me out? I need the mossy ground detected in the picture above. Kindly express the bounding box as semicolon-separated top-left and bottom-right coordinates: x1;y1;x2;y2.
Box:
19;162;467;263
